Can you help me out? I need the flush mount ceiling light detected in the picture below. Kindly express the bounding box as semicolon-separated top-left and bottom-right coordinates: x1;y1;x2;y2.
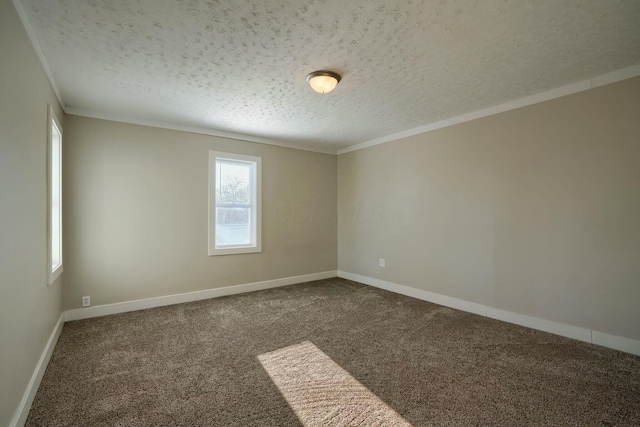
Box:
306;70;341;94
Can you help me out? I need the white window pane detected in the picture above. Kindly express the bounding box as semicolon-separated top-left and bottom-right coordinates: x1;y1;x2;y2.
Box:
49;107;63;282
216;159;254;247
217;160;251;204
216;207;251;246
209;151;261;255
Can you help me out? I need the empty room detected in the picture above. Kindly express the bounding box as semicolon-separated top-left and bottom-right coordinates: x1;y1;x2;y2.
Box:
2;0;640;425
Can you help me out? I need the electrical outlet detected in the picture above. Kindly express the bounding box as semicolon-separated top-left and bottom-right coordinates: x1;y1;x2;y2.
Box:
82;296;90;307
379;258;386;267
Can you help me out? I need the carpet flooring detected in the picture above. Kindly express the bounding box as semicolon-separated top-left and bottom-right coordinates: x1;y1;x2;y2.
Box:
27;278;640;426
258;341;412;426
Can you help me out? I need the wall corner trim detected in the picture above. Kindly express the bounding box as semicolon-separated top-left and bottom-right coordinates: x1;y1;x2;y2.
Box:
64;271;338;321
9;313;65;427
337;271;640;356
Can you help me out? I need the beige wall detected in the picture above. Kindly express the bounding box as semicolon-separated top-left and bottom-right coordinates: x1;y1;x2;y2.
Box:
0;0;65;424
338;77;640;341
62;116;337;309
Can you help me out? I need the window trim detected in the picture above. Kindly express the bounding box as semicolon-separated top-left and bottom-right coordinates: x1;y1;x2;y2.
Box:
47;104;63;285
208;151;262;256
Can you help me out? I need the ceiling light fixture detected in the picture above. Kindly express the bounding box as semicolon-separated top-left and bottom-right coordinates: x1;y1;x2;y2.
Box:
306;70;341;94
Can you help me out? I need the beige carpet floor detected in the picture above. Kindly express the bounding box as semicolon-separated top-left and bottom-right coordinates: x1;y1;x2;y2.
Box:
27;278;640;426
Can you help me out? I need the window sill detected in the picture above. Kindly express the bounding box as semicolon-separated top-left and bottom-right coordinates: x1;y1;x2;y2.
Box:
209;245;262;256
49;265;63;286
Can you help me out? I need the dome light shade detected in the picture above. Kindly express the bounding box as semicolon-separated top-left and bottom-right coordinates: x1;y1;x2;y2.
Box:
306;70;341;94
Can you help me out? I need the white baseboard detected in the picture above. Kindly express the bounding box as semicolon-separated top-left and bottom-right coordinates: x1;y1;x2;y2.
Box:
592;331;640;356
340;271;487;317
338;271;640;356
485;306;592;343
65;270;337;321
10;313;65;427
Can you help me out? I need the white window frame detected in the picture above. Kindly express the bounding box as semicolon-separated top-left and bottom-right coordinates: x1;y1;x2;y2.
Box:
208;151;262;256
47;105;63;285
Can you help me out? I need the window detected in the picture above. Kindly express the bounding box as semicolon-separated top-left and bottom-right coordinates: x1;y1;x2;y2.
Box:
48;105;63;284
208;151;261;255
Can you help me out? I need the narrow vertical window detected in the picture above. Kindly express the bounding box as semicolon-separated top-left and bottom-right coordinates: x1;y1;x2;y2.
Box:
208;151;261;256
48;105;63;284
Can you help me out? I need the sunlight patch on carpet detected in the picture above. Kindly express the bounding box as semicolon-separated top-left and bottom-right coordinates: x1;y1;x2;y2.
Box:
258;341;412;427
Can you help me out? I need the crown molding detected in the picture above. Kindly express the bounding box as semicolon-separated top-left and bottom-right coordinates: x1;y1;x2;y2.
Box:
338;63;640;155
12;0;66;111
65;107;338;155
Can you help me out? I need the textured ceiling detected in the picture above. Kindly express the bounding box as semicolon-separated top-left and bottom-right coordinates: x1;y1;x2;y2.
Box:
18;0;640;151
